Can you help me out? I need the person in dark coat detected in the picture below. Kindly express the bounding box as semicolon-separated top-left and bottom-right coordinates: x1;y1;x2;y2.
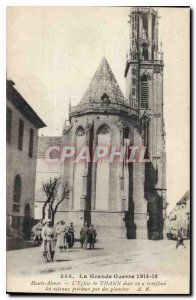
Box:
86;225;97;249
176;230;186;249
67;222;75;247
89;225;97;242
80;222;89;248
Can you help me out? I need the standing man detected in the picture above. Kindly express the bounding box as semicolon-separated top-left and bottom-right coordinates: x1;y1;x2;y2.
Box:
176;230;186;249
89;225;97;243
80;222;89;249
67;222;75;247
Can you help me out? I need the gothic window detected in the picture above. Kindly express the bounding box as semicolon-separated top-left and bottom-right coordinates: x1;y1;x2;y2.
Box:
18;119;24;151
144;121;149;148
152;14;156;41
6;107;12;143
76;126;85;136
96;124;110;210
142;14;148;38
124;127;129;139
141;118;150;159
74;126;85;210
13;175;21;212
132;88;136;96
141;73;150;109
142;45;148;60
97;124;110;135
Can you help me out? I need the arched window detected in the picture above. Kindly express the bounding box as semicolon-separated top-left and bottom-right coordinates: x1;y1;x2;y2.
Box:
124;127;129;139
97;124;110;135
142;45;149;60
96;124;110;210
73;126;85;210
76;126;85;136
13;175;21;212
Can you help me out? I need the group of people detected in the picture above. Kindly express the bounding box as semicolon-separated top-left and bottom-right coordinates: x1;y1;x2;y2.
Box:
55;220;75;250
31;219;97;262
40;219;75;262
80;222;97;249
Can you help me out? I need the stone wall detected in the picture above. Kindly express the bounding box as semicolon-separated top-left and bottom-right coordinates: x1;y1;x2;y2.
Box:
6;99;38;235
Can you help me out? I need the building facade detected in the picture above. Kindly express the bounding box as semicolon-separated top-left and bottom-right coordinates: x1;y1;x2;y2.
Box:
6;79;46;239
167;191;190;239
35;7;166;239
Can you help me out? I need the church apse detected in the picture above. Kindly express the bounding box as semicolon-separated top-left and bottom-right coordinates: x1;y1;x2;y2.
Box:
56;7;166;239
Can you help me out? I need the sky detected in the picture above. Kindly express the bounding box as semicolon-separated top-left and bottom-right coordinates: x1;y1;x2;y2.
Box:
6;7;190;212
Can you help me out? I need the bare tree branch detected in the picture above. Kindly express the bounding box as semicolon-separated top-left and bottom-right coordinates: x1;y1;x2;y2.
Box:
42;177;71;224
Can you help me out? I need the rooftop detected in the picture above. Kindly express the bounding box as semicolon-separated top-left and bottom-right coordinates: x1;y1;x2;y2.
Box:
177;190;190;205
79;57;127;106
7;79;46;129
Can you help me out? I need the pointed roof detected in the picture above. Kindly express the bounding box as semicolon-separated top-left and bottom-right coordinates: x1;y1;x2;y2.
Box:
177;190;190;205
79;57;126;105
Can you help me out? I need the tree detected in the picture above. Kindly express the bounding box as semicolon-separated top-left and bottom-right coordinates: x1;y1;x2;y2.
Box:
42;177;71;225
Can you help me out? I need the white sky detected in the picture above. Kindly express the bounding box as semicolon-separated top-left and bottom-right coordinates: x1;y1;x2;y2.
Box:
6;7;190;212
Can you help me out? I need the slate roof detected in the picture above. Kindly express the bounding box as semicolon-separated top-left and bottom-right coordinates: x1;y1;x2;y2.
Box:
177;190;190;205
79;57;126;105
7;79;46;129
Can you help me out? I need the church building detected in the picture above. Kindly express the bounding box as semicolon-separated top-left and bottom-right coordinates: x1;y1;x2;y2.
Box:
38;7;166;239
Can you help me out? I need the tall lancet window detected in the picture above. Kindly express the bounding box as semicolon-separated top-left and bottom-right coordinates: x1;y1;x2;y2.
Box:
74;126;85;210
123;128;130;211
95;124;110;211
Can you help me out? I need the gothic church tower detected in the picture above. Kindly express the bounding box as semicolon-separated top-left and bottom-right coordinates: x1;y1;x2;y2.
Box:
125;7;166;238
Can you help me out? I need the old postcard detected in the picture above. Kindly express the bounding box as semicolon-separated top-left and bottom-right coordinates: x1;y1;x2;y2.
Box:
6;6;190;294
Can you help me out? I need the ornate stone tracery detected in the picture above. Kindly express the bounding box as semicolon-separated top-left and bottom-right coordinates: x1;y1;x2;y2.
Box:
97;124;110;135
76;126;85;136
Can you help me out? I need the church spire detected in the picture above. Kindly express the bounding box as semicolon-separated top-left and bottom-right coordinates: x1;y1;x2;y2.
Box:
79;57;126;105
129;7;160;61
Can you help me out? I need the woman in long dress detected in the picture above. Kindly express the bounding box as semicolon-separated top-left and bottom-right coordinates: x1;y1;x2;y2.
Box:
55;221;66;252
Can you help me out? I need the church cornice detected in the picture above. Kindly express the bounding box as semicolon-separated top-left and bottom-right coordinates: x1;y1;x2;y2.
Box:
124;59;164;77
69;102;138;120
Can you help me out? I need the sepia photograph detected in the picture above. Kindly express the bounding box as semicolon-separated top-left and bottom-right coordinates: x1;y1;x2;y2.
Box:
6;6;190;294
